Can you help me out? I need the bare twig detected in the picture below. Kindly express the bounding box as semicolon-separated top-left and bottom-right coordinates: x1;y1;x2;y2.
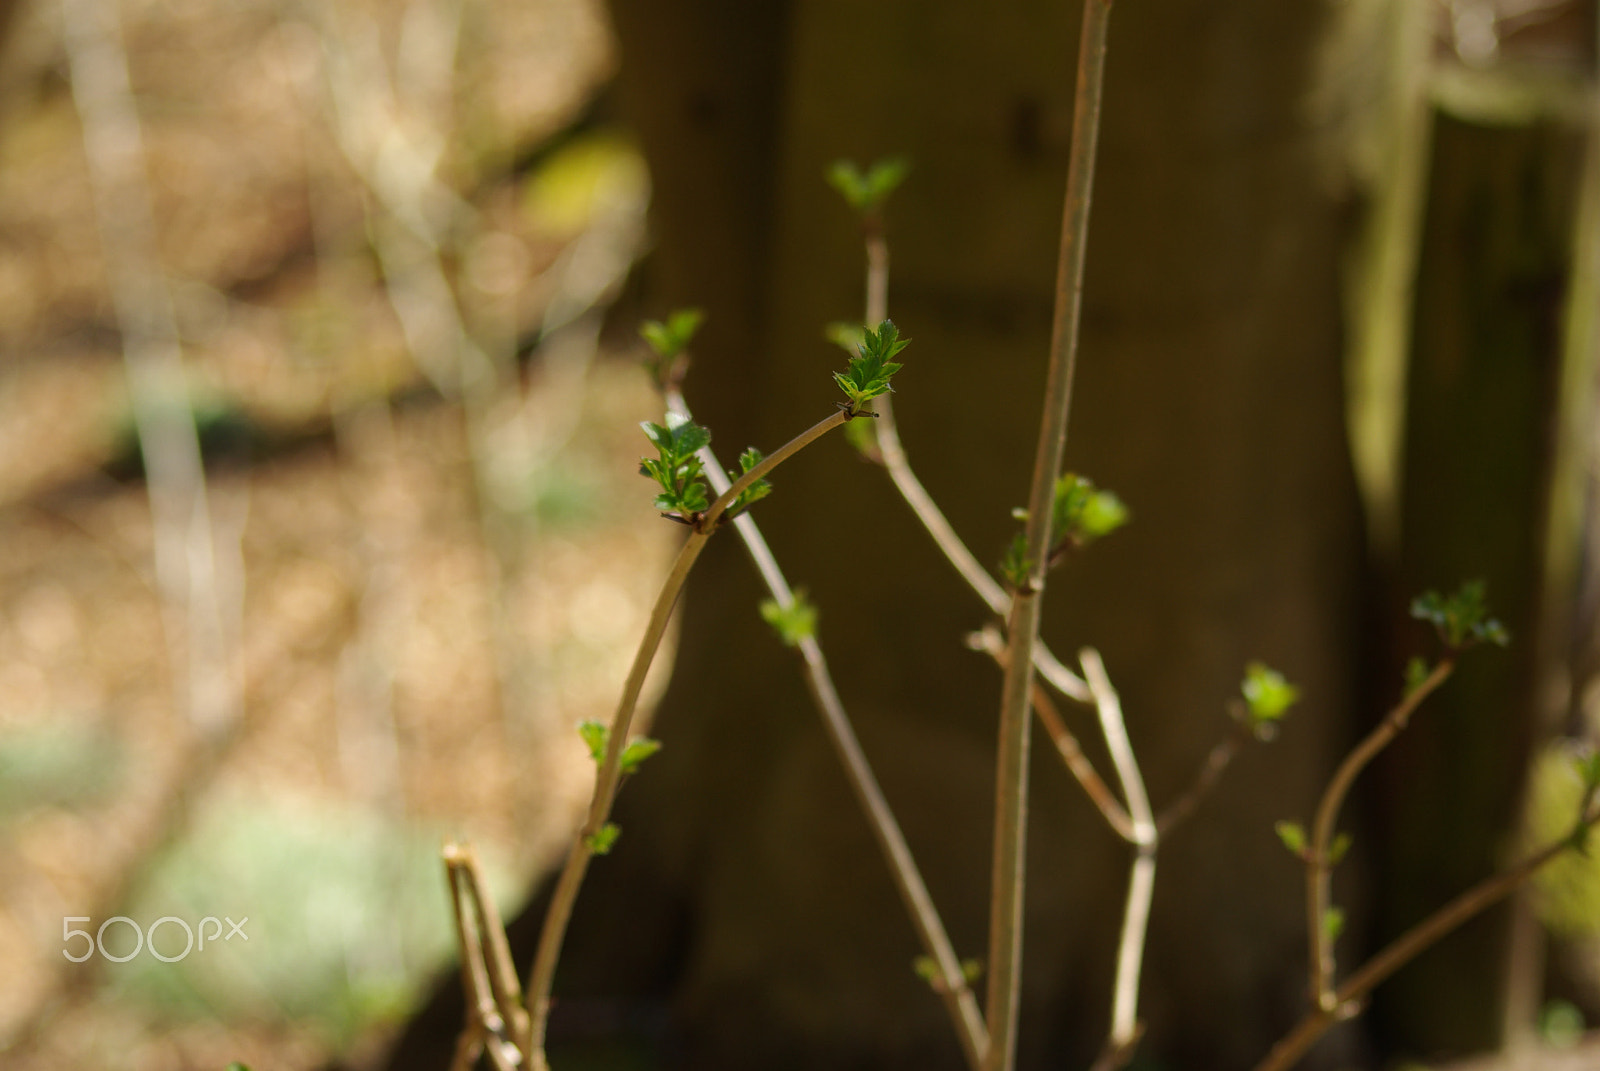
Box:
444;844;522;1071
1255;800;1600;1071
1081;649;1156;1062
523;409;849;1066
970;625;1131;838
1307;658;1454;1009
1155;716;1252;837
983;4;1115;1068
668;387;988;1069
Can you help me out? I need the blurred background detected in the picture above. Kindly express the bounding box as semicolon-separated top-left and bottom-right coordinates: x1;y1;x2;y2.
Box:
0;0;673;1067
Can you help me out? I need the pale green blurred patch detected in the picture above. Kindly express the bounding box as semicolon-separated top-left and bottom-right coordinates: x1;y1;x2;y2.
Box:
522;132;649;237
0;721;124;818
1526;745;1600;936
108;799;517;1048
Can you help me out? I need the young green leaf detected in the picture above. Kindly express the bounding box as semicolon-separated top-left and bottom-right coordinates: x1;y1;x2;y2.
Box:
834;320;909;414
1275;820;1307;856
578;720;608;764
620;737;662;774
1404;656;1433;697
826;157;910;215
725;447;773;517
1323;906;1345;943
640;308;704;360
1328;832;1353;866
760;589;818;647
1047;473;1130;553
639;412;712;519
584;823;621;855
1410;580;1510;649
960;958;983;983
1000;532;1033;591
912;955;939;983
1241;662;1299;730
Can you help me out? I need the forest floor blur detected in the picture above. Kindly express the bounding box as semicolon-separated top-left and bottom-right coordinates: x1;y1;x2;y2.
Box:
0;0;671;1067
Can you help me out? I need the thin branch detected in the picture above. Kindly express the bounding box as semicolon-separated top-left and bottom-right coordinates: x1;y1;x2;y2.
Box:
444;844;521;1071
1081;648;1156;1058
1307;658;1455;1009
1155;716;1252;837
1255;803;1600;1071
971;625;1131;839
523;407;850;1066
670;388;988;1069
984;3;1115;1066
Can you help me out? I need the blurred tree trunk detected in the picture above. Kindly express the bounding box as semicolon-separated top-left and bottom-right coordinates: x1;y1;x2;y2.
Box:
1371;112;1578;1057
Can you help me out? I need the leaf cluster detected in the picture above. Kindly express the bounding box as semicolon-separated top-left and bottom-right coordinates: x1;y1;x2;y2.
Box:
727;447;773;519
834;320;909;415
640;412;711;520
760;589;818;647
827;157;910;217
1410;580;1510;649
1001;472;1129;588
1240;662;1299;737
1050;473;1129;552
639;309;703;390
1274;821;1349;866
577;720;662;776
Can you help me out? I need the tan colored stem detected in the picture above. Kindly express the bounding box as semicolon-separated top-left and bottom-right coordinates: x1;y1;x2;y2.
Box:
1081;650;1156;1054
523;408;849;1065
1257;809;1597;1071
972;625;1131;839
674;390;989;1067
1307;659;1454;1009
983;5;1115;1067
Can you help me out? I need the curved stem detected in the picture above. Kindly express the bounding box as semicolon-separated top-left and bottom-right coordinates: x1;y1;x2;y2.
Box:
1257;806;1597;1071
523;405;850;1065
1306;658;1454;1009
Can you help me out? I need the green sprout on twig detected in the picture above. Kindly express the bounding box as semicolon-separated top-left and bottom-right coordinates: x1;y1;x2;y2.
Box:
577;720;662;776
760;589;818;647
584;823;622;855
834;320;908;416
827;157;910;217
640;412;712;521
1241;662;1299;738
726;447;773;518
1410;580;1510;650
640;308;704;389
1049;473;1128;554
999;532;1033;592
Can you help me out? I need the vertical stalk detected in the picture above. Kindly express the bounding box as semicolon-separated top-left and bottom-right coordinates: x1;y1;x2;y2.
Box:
1080;649;1155;1061
984;3;1114;1068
